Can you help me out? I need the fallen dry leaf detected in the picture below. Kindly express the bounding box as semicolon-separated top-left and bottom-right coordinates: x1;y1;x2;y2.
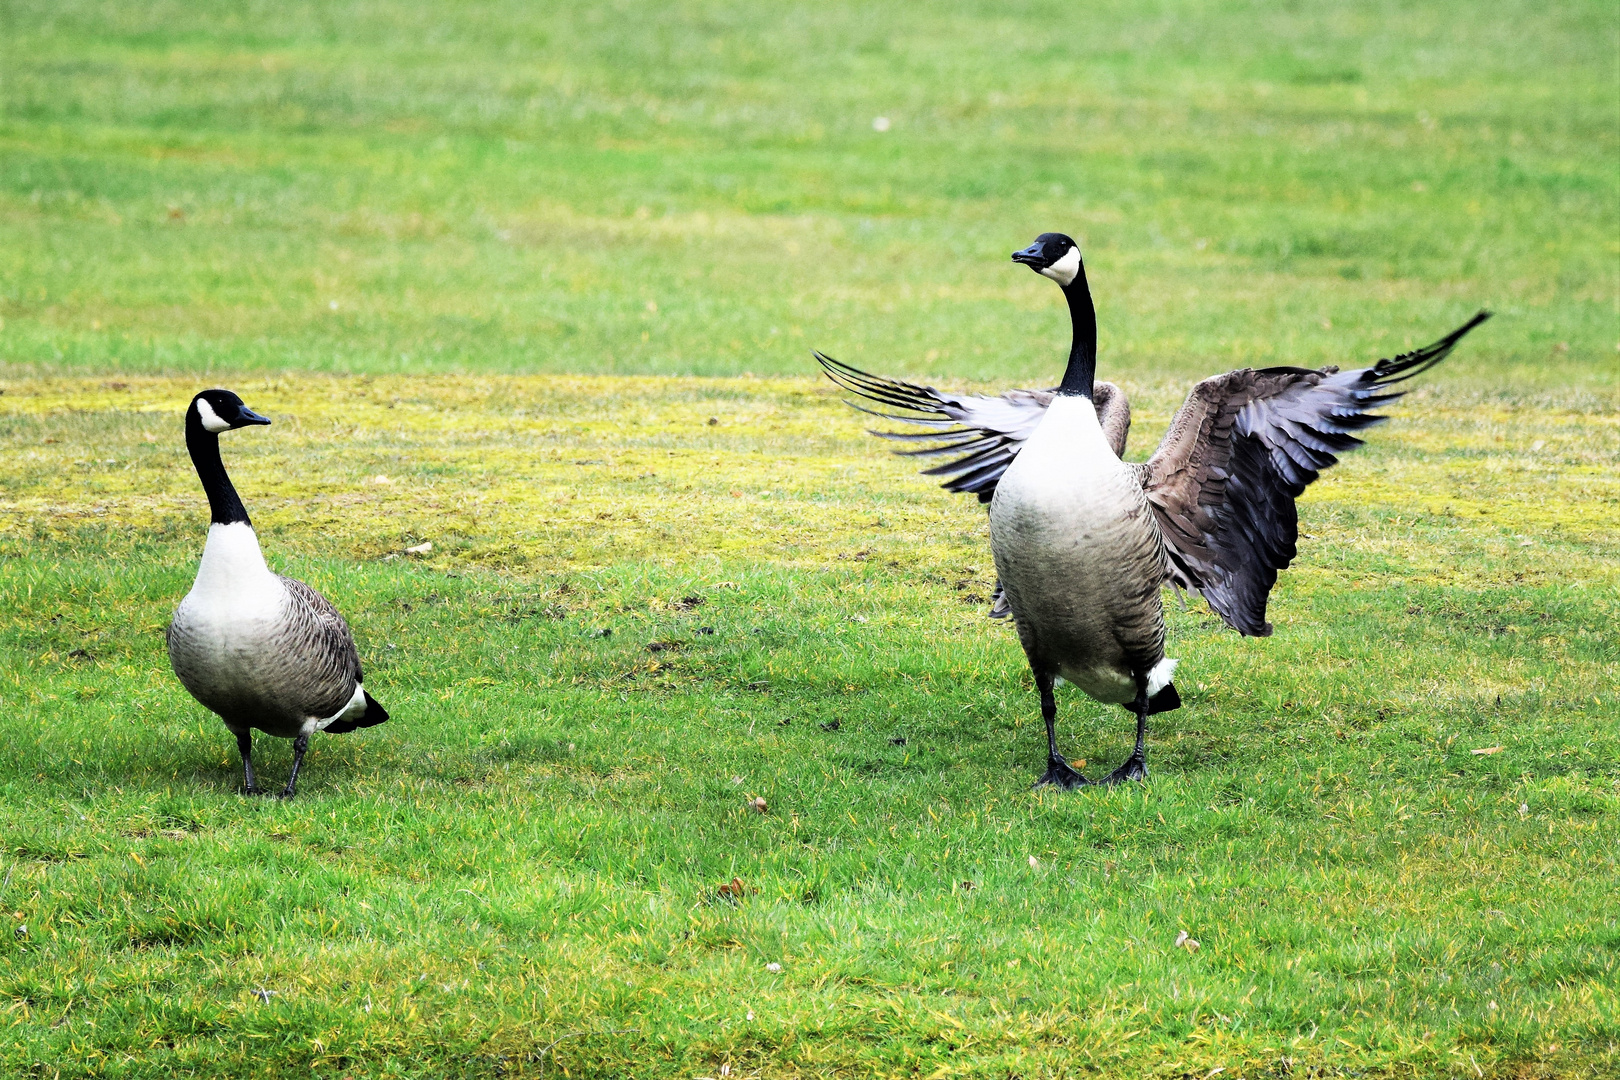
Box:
404;541;432;555
1471;745;1504;756
716;876;755;899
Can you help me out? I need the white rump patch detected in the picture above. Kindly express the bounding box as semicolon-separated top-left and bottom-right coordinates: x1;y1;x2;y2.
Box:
313;683;367;733
1146;657;1178;697
194;397;231;432
1038;246;1081;288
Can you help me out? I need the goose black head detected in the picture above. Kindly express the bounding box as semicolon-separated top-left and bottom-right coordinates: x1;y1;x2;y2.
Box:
1011;232;1082;288
189;389;271;434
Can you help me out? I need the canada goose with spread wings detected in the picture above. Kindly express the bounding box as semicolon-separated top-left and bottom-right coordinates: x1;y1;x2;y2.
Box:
166;389;389;798
817;232;1489;788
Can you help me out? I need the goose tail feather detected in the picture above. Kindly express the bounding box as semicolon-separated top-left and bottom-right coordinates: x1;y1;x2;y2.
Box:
324;689;389;734
1147;683;1181;715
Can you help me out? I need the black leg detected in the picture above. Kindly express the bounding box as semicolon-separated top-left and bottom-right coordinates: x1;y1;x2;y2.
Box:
279;733;310;799
1033;671;1090;789
1101;681;1150;785
236;730;263;795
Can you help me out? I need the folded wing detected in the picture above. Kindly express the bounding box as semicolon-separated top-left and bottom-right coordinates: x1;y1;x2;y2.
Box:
1141;311;1490;636
277;576;367;718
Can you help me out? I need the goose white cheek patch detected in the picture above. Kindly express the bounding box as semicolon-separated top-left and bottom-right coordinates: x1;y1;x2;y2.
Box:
194;398;231;432
1038;247;1082;288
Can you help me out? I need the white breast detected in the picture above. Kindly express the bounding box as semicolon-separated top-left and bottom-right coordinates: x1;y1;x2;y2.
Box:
175;523;286;638
994;394;1127;507
990;394;1143;586
189;522;276;597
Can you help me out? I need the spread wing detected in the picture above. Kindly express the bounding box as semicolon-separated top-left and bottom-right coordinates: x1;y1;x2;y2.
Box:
814;351;1131;503
815;351;1132;619
1141;311;1490;636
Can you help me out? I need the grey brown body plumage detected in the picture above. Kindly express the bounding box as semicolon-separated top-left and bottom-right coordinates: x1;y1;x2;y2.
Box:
168;554;367;740
990;395;1167;705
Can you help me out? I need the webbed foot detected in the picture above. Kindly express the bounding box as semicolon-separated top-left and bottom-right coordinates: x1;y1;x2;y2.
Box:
1034;755;1091;790
1100;750;1147;785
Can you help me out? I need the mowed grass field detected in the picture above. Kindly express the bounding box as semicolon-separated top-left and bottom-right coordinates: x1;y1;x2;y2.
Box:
1;0;1615;387
2;0;1618;1077
2;375;1616;1078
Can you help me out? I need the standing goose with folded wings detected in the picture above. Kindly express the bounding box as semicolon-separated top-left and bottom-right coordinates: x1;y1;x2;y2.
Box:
167;389;390;798
817;232;1489;788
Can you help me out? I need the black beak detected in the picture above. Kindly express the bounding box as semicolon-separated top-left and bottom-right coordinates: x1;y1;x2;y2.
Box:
237;407;272;426
1011;243;1047;269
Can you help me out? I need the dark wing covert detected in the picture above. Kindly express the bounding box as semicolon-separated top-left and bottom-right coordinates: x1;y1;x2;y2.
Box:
278;575;365;718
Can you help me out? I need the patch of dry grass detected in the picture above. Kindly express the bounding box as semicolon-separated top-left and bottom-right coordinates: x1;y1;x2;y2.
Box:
3;373;1614;576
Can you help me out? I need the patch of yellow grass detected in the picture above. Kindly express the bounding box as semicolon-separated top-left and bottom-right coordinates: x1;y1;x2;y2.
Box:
1;374;1615;589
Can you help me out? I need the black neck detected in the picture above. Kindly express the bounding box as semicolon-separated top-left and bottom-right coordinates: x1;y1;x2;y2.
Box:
186;414;251;526
1056;262;1098;398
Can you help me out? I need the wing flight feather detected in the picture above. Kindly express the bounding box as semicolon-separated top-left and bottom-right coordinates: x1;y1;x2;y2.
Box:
815;351;1130;501
1140;311;1491;636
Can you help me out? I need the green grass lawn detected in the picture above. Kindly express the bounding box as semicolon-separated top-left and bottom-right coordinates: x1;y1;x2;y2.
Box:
0;374;1615;1078
1;0;1615;391
1;1;1617;1077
